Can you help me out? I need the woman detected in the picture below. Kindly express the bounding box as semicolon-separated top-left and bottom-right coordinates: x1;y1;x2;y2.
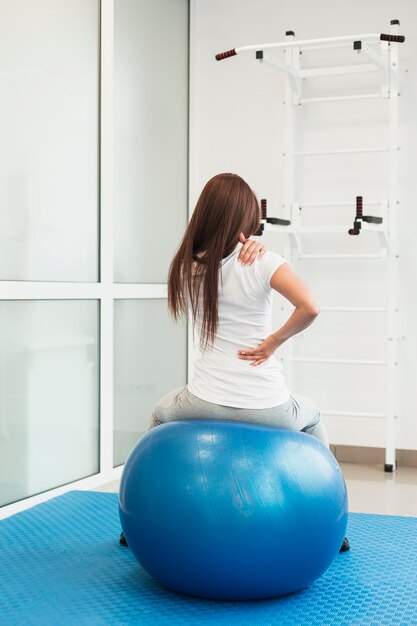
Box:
151;172;328;445
120;172;349;551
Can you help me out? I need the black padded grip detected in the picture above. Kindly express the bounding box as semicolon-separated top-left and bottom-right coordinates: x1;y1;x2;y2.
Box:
380;33;405;43
215;49;237;61
261;199;267;220
362;215;383;224
356;196;363;219
266;217;291;226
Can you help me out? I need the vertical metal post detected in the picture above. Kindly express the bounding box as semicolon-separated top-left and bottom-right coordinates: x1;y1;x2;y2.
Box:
385;20;400;471
188;0;197;384
283;31;295;389
291;45;302;254
283;31;295;222
100;0;115;478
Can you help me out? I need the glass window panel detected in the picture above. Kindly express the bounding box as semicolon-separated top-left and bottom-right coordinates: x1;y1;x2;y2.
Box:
0;301;99;507
0;0;99;281
114;299;187;466
114;0;189;283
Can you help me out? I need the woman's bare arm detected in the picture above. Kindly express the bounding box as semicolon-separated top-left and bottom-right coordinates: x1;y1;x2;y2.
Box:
238;263;319;366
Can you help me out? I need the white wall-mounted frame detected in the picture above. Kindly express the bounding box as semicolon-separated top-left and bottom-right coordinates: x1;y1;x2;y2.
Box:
277;23;401;471
215;20;404;471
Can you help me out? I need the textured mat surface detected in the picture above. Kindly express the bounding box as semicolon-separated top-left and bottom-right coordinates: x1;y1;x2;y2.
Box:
0;491;416;625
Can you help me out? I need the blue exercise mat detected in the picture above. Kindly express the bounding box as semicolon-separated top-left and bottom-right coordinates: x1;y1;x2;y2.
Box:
0;491;416;625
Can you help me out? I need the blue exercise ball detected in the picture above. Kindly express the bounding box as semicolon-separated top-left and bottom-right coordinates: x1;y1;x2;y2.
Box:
119;420;348;600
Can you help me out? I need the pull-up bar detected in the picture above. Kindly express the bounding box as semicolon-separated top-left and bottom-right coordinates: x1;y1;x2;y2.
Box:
215;32;405;61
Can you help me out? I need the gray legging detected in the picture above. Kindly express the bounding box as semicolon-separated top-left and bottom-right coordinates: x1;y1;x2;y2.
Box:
149;385;329;448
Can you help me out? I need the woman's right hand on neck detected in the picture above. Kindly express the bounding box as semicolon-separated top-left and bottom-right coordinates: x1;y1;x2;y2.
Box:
238;232;267;266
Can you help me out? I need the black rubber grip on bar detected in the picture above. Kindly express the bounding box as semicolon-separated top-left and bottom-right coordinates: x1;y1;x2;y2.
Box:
356;196;363;219
380;33;405;43
261;199;267;220
362;215;383;224
215;49;237;61
266;217;291;226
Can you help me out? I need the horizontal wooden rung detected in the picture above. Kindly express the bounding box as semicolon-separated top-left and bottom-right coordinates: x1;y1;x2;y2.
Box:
319;307;387;313
300;93;383;104
298;254;383;260
321;410;386;419
290;357;387;365
292;147;389;156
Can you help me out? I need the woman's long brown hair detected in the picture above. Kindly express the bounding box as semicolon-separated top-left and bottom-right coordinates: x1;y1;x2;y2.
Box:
168;173;261;349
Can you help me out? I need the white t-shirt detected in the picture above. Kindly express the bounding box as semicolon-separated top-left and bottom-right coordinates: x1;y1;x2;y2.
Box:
188;242;290;409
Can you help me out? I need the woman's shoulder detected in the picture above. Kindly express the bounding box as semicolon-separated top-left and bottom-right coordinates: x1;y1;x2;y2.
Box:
254;250;287;289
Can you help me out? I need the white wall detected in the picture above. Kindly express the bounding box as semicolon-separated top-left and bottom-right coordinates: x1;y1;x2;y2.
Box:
190;0;417;450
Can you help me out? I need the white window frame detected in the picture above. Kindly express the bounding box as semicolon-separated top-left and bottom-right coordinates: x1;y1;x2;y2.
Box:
0;0;177;519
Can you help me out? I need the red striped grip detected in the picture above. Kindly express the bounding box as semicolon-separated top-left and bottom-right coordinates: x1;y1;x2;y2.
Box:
356;196;363;219
215;49;237;61
261;199;267;220
380;33;405;43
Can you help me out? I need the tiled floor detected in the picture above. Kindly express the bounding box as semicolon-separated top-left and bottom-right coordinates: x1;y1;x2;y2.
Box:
96;463;417;517
341;463;417;517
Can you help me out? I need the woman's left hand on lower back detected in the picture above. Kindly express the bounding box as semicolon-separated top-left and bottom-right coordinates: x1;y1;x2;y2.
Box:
237;335;282;367
238;233;266;266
